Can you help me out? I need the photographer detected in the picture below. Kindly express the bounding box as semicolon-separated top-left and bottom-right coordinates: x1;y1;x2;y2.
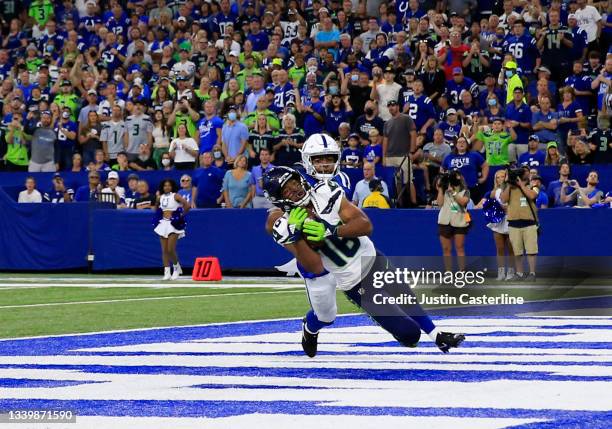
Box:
436;170;471;272
501;166;539;282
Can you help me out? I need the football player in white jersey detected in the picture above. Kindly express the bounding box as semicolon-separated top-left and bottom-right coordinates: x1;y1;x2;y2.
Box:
264;166;465;357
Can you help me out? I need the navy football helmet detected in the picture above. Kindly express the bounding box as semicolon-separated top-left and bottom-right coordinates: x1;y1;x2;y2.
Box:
262;166;311;211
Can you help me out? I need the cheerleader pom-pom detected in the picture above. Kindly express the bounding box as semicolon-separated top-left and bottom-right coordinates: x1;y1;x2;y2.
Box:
483;198;505;224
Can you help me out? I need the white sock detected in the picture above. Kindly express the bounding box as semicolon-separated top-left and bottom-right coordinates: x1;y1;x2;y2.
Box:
164;266;171;273
173;263;181;271
427;327;440;342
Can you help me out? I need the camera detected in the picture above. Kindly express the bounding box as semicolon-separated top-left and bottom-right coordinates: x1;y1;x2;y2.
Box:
507;167;525;185
438;170;462;189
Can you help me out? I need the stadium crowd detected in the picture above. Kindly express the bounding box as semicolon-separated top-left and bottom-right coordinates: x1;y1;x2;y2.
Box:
1;0;611;209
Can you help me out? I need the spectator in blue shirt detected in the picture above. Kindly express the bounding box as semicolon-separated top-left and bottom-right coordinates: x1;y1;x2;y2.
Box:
314;17;340;57
247;18;269;52
505;87;533;163
177;174;193;204
221;105;249;165
519;135;546;168
530;175;549;209
192;152;225;208
546;162;573;207
341;134;364;168
297;85;325;136
442;136;489;202
363;128;383;165
531;95;559;146
249;148;275;209
197;101;224;154
74;171;102;202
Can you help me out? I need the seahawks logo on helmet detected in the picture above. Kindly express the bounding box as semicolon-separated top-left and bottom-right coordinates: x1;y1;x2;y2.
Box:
301;133;341;181
262;166;312;212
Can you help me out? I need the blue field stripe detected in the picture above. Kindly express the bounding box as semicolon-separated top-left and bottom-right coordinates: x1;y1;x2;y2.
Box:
0;379;101;388
0;364;608;382
0;399;610;426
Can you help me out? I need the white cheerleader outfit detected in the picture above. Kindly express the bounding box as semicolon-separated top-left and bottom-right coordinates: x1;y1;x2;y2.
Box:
154;192;185;239
486;188;509;235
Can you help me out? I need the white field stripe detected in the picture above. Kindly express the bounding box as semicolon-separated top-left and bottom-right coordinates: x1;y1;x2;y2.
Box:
0;283;302;289
0;289;304;310
0;415;546;429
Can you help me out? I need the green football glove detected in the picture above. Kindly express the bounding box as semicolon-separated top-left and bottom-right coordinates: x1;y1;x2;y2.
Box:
303;219;328;242
287;207;308;231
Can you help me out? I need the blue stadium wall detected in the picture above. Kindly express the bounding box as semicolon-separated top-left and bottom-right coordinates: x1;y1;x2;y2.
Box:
0;180;609;271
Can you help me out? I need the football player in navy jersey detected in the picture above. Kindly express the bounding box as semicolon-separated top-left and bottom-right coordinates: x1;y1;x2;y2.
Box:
503;20;541;78
405;79;437;146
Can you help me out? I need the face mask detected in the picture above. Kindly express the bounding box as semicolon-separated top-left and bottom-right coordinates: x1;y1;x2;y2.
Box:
308;66;317;73
213;150;222;159
505;70;513;78
351;74;359;82
114;75;121;81
488;99;497;106
161;158;171;166
228;112;237;121
329;86;339;95
365;108;374;115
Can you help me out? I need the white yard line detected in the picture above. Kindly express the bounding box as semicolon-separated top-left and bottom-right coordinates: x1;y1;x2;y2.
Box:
0;289;304;310
0;283;301;289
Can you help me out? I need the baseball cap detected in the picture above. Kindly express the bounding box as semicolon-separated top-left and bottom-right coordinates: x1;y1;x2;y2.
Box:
177;16;187;23
127;173;140;181
159;63;170;69
505;61;518;70
272;58;283;66
41;110;52;116
60;80;72;86
107;171;119;180
531;175;543;182
250;17;260;23
319;7;329;14
513;86;524;93
27;43;38;51
229;51;239;57
384;65;395;73
452;67;463;75
537;66;551;74
87;89;97;95
227;104;238;111
287;9;296;15
446;108;457;115
529;134;540;141
547;141;558;149
403;68;415;76
568;13;577;20
386;100;398;107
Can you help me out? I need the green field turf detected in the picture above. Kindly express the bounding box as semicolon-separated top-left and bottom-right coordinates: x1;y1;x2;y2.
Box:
0;274;609;339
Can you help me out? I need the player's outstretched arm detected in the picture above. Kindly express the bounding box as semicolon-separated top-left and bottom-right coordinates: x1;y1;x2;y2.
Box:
266;209;325;274
336;197;373;238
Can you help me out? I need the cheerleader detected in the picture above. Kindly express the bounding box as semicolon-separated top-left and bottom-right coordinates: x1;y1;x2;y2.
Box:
477;169;515;281
154;179;190;280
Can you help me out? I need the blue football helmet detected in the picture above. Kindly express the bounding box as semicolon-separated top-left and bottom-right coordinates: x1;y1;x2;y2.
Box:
262;166;312;211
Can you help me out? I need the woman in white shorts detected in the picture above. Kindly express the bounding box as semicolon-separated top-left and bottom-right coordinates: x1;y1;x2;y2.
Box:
154;179;190;280
478;169;515;281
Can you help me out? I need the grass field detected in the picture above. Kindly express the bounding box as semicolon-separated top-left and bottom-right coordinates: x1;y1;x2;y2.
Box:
0;274;608;338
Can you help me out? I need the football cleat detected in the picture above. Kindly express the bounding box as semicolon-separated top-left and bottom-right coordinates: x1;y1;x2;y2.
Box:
301;318;319;358
436;331;465;353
